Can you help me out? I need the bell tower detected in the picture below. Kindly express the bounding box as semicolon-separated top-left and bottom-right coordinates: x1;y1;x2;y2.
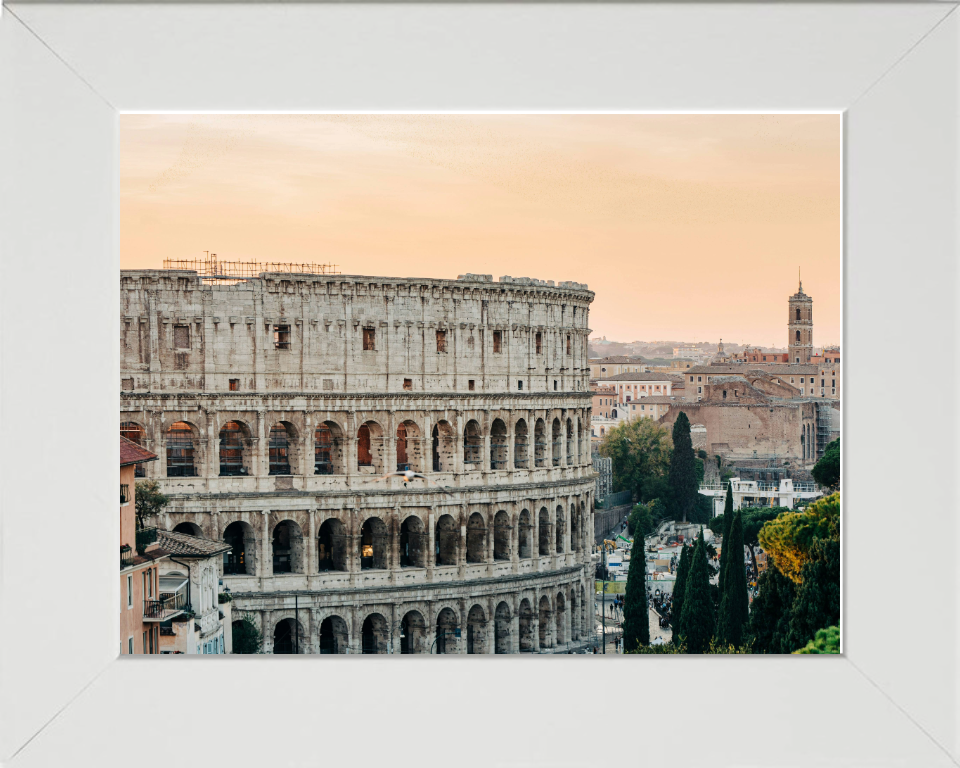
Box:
788;274;813;364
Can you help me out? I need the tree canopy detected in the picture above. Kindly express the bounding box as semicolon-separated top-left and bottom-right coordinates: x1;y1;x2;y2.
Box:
233;615;263;654
622;537;650;651
758;493;840;583
679;532;716;653
671;542;692;643
135;479;170;530
747;563;796;653
784;537;841;652
812;437;840;489
717;512;750;647
667;412;699;523
599;417;672;503
793;625;840;654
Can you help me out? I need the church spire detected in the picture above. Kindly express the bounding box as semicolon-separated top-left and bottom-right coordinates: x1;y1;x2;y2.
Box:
798;267;802;293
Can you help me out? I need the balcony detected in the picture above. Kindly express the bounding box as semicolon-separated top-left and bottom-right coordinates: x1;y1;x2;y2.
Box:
120;544;134;569
136;527;158;554
143;592;186;622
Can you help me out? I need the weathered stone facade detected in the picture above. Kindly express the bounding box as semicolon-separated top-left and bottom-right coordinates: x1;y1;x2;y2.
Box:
121;270;597;653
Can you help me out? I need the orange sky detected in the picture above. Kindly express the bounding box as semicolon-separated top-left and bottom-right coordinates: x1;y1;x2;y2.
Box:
120;114;841;347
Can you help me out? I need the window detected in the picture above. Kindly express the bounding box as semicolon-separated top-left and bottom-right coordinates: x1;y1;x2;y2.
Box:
468;379;475;391
493;331;502;353
229;378;239;391
518;380;523;390
121;378;134;391
697;386;702;393
566;335;571;355
174;325;190;349
128;637;134;655
536;332;542;354
790;377;795;384
127;575;132;608
274;325;291;350
554;380;558;391
120;484;129;504
697;376;702;382
403;378;413;391
832;379;836;387
436;330;447;353
689;376;693;382
362;327;376;351
821;379;825;387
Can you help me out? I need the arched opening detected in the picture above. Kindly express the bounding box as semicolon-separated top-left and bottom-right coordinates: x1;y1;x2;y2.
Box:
551;418;562;467
570;504;581;553
494;602;512;654
518;509;532;559
268;423;292;475
796;330;801;343
436;607;459;654
318;615;348;654
577;419;583;465
518;599;534;652
359;517;388;570
556;592;566;646
555;506;565;554
396;420;422;472
463;420;482;466
272;520;304;574
538;508;551;556
400;610;427;654
466;512;486;563
432;421;455;472
357;421;383;473
219;421;250;476
534;419;546;468
514;419;529;469
273;618;305;654
315;422;344;475
435;514;459;566
467;605;487;654
317;518;347;572
570;587;580;641
166;422;197;477
538;595;553;649
173;521;203;537
566;418;574;465
796;306;801;321
493;510;511;561
399;515;426;568
121;422;147;477
222;520;254;575
361;613;389;654
490;419;507;470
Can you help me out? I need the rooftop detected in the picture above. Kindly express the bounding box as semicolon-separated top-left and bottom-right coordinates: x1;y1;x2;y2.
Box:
600;372;675;382
157;530;232;558
121;436;158;467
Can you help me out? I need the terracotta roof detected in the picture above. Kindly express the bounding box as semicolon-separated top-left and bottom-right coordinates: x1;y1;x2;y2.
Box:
632;396;675;404
121;436;158;467
129;548;172;566
685;363;818;376
593;356;646;364
599;372;674;382
157;529;232;558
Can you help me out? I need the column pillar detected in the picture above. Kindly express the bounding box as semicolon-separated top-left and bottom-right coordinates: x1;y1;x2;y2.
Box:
302;413;313;478
256;411;267;478
306;511;317;577
458;599;468;654
511;600;521;654
261;511;272;580
206;414;218;479
427;507;436;580
262;610;273;654
486;597;495;654
390;506;401;582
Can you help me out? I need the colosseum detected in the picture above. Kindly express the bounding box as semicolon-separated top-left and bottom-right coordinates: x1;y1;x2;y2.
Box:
120;268;597;654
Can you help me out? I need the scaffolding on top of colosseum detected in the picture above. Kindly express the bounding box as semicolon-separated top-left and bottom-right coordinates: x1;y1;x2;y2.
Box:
163;253;340;281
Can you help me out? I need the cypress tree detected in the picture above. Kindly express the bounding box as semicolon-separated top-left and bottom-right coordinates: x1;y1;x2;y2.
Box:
667;412;698;523
670;542;692;643
747;563;795;653
622;540;650;650
784;538;841;652
679;532;716;653
717;483;734;596
717;512;750;648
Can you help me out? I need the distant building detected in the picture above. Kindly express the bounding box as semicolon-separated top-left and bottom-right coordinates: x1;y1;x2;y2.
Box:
589;356;648;379
788;279;814;364
597;371;676;400
593;452;613;502
623;396;674;421
592;384;618;419
673;345;708;363
732;347;789;364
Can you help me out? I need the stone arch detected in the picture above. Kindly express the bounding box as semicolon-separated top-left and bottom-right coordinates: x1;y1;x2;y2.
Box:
272;519;305;574
570;503;581;553
556;591;566;645
400;610;427;654
361;612;389;654
317;517;348;572
538;507;551;556
467;604;487;654
222;520;256;575
538;595;553;649
514;418;529;469
432;420;456;472
534;419;547;467
314;420;345;475
273;617;306;654
173;521;203;537
463;419;482;466
218;420;253;476
555;505;565;554
399;514;427;568
396;419;423;472
551;418;562;466
268;421;298;476
165;421;199;477
359;516;388;570
518;509;532;559
494;601;512;654
318;614;349;654
518;598;534;652
490;418;507;470
435;514;459;566
493;510;511;561
466;512;486;563
357;420;384;473
576;418;583;465
435;606;460;654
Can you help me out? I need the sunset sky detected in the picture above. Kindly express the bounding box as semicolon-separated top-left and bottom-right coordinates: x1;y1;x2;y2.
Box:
120;114;841;347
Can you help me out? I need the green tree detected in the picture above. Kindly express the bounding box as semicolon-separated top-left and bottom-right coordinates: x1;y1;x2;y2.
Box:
784;537;841;652
679;532;716;653
135;479;169;530
747;563;795;653
232;615;263;654
622;539;650;650
794;626;840;654
812;437;840;489
599;418;672;502
717;512;750;647
667;412;698;523
711;506;785;579
717;483;734;595
758;493;840;583
671;543;692;643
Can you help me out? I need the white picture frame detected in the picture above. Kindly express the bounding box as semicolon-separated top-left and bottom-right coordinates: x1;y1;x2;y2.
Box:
1;3;957;766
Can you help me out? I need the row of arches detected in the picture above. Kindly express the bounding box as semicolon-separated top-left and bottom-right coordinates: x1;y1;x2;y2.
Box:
208;503;586;577
262;588;586;654
121;414;589;479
